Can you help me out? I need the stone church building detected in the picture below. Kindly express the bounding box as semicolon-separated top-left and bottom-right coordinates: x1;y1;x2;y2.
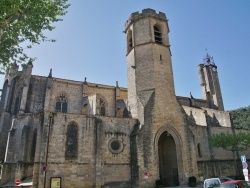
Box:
0;8;249;188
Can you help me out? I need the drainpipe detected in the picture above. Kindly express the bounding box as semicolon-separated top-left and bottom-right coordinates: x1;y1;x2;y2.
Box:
4;117;16;162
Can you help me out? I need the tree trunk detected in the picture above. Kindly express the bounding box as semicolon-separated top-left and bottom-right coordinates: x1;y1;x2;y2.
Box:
232;151;241;177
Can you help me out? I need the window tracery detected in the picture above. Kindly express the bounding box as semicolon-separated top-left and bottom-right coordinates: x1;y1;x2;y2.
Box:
56;94;67;113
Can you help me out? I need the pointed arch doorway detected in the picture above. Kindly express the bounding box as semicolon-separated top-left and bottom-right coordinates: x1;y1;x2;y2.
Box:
158;131;179;187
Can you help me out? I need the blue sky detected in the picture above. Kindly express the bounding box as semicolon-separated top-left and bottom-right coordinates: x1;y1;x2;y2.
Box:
1;0;250;111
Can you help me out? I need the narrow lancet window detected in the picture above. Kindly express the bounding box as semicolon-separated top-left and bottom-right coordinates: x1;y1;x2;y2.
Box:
65;122;78;160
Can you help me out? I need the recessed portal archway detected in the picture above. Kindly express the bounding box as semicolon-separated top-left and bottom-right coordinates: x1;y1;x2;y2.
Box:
158;131;179;187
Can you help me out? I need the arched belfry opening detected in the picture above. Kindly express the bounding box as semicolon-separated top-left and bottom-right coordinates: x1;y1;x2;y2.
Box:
154;25;162;44
127;29;133;53
158;131;179;187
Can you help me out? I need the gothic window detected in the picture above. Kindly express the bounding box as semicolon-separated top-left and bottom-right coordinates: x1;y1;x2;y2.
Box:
116;100;129;118
100;98;106;116
13;90;22;116
127;29;133;53
154;25;162;44
30;129;37;160
65;122;78;160
197;143;202;157
56;94;67;113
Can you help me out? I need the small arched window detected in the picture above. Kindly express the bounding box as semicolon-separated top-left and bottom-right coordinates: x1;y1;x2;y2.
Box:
127;29;133;53
65;122;78;160
100;98;105;116
154;25;162;44
56;94;67;113
30;129;37;160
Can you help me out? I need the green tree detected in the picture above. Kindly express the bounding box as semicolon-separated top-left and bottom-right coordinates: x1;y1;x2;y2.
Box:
229;106;250;129
209;132;250;176
0;0;70;73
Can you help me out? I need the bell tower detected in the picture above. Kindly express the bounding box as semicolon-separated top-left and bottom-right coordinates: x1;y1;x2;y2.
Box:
198;53;224;111
125;9;197;187
125;8;176;121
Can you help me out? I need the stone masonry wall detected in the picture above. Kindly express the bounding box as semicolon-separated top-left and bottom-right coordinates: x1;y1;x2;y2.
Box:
183;106;231;127
25;76;47;113
42;113;137;188
183;105;250;180
1;113;42;185
177;96;210;109
45;78;127;117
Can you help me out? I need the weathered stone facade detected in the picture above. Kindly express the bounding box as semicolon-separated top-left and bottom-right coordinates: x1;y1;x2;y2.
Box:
0;8;249;188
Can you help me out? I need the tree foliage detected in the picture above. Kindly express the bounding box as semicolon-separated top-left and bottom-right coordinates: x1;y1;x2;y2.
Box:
209;132;250;152
0;0;70;73
209;131;250;176
229;106;250;129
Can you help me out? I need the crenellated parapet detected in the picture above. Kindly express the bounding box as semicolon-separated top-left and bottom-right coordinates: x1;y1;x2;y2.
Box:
125;8;167;31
